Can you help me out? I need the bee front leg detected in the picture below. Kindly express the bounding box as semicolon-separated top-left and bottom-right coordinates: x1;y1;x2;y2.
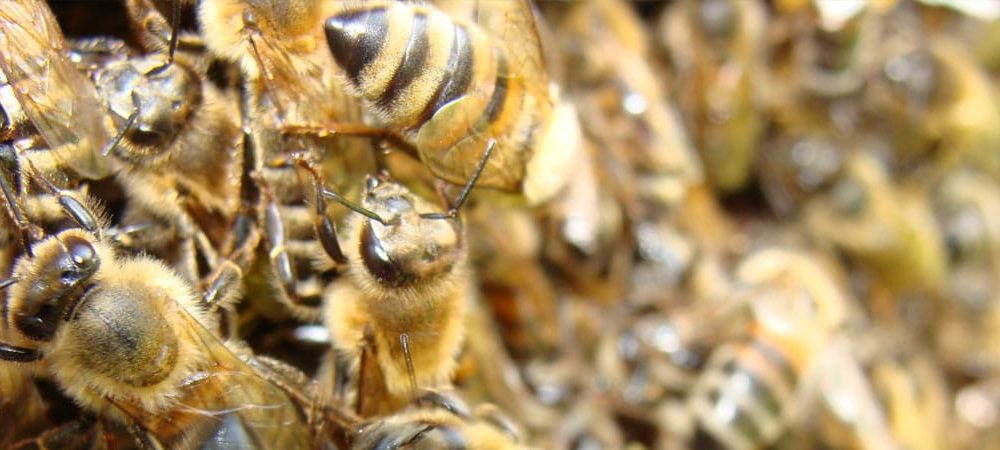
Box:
0;342;41;362
9;419;96;450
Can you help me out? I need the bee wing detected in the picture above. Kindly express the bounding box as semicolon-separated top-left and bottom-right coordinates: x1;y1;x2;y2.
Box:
0;0;111;178
469;0;549;89
169;310;313;449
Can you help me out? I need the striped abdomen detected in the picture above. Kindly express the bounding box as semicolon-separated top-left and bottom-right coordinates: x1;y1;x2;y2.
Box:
688;334;801;450
324;2;549;193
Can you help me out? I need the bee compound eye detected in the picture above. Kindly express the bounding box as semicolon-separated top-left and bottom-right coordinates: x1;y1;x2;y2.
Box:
360;220;414;288
63;235;98;273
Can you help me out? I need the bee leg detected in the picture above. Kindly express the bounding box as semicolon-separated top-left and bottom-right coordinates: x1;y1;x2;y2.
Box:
400;333;418;394
125;0;204;63
357;326;393;417
0;144;38;256
9;419;96;450
0;343;41;362
281;122;414;155
289;155;348;264
293;154;391;265
23;161;105;237
202;126;263;310
420;139;496;220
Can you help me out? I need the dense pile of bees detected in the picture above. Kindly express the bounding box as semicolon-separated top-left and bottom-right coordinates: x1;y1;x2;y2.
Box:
2;0;1000;448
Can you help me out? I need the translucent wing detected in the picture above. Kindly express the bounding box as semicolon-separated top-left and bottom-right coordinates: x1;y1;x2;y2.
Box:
0;0;111;179
123;308;312;449
469;0;549;89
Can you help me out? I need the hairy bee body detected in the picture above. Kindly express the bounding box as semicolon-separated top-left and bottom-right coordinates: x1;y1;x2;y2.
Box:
324;176;468;415
325;1;581;205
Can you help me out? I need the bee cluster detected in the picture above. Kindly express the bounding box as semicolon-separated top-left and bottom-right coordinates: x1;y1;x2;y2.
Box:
1;0;1000;448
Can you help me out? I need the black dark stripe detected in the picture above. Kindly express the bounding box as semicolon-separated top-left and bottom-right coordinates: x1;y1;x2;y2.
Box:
325;7;389;84
719;356;785;417
481;49;508;125
706;389;763;443
750;339;798;387
377;12;429;107
741;363;784;418
414;23;472;128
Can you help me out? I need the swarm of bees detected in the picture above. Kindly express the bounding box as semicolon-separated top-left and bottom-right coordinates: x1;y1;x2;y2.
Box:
3;0;1000;448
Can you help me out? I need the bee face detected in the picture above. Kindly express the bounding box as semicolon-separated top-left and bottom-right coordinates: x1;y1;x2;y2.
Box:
7;230;101;342
359;180;461;288
92;56;202;163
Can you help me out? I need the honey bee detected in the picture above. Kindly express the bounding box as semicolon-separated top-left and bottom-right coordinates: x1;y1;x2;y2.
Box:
659;0;767;193
352;389;525;450
871;33;1000;177
931;170;1000;377
803;149;948;326
686;247;855;449
323;0;584;207
65;0;246;286
323;175;469;416
554;0;702;209
0;174;315;449
0;0;113;183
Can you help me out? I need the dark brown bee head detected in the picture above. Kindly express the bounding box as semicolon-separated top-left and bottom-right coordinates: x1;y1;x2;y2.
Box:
357;178;462;288
93;56;202;165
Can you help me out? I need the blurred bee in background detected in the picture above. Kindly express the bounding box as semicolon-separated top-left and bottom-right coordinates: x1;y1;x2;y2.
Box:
0;169;318;449
930;170;1000;379
869;29;1000;178
553;0;702;210
323;0;584;208
803;148;947;331
768;0;887;137
659;0;767;193
684;247;857;449
323;175;469;416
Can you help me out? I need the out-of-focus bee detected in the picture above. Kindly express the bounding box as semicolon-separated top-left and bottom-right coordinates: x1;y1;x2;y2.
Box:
0;174;316;449
803;149;947;326
660;0;767;193
870;33;1000;177
0;0;113;184
554;0;702;209
685;247;855;449
323;0;584;207
931;170;1000;378
323;175;469;416
800;326;949;450
352;389;525;450
769;0;886;136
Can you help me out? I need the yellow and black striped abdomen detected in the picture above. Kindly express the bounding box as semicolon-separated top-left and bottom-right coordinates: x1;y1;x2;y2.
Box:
688;336;800;450
325;2;547;192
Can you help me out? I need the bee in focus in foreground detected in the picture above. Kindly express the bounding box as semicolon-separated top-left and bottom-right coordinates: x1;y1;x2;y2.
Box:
0;168;317;449
323;174;470;417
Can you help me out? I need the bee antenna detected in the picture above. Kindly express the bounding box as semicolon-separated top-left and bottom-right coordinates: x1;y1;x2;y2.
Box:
0;276;19;290
420;139;494;220
400;333;417;394
102;92;141;157
166;0;180;65
322;188;390;225
146;0;180;76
